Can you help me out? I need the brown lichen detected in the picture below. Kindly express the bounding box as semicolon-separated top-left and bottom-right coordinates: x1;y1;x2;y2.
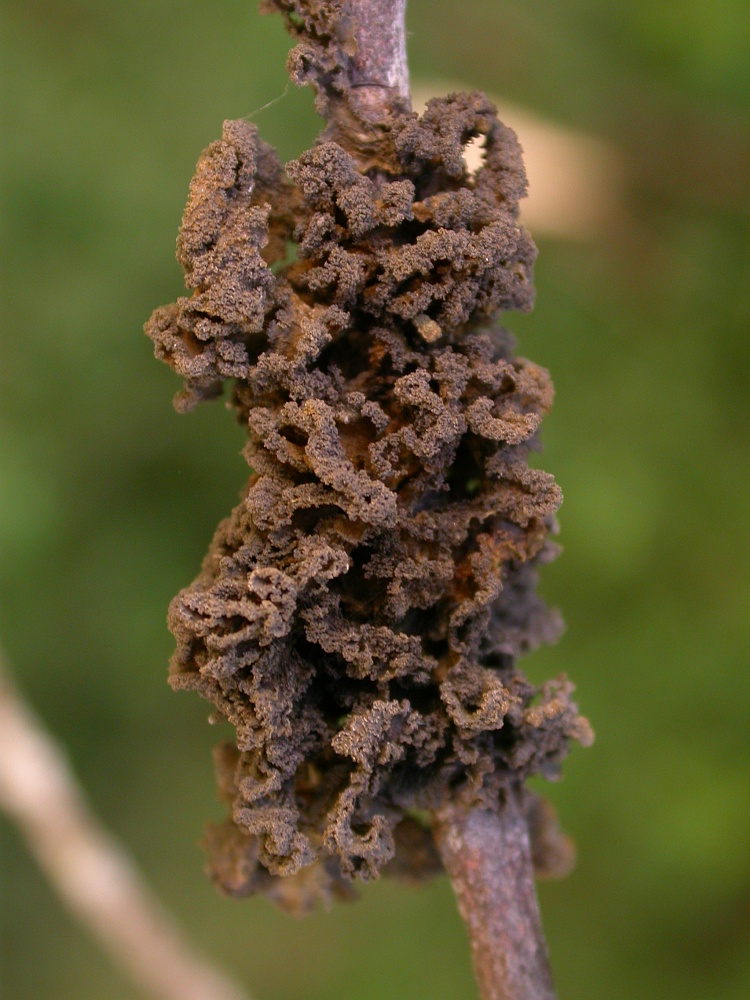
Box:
146;87;590;912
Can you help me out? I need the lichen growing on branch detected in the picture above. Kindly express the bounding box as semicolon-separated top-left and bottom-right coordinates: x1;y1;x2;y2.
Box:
146;5;590;918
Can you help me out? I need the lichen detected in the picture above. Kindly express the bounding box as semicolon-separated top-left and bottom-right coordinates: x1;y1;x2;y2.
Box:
146;86;591;913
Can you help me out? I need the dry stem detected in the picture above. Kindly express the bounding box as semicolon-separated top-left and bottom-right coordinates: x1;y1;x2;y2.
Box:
353;5;560;992
434;789;556;1000
344;0;410;123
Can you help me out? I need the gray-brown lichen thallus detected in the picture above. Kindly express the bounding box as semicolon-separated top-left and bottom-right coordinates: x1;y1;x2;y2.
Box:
146;91;591;915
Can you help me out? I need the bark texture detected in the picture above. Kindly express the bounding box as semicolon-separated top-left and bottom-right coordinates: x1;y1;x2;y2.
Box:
435;789;556;1000
262;0;410;164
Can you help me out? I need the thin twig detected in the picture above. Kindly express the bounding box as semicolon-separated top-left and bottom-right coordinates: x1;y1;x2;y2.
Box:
271;0;411;165
344;0;410;124
341;6;561;993
0;649;251;1000
434;789;556;1000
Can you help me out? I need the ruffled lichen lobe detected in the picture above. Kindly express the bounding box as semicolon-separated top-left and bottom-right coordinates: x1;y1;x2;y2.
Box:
146;83;590;912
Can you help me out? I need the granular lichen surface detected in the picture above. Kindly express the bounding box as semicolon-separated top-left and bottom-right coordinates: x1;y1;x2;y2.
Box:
146;89;591;914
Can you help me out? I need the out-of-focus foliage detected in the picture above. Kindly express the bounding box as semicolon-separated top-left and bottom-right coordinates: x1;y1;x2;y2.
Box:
1;2;748;998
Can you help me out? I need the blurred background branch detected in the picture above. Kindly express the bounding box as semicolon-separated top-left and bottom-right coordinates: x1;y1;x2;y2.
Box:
0;647;252;1000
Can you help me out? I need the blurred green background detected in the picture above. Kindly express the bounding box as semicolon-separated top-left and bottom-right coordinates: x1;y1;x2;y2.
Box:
1;2;749;998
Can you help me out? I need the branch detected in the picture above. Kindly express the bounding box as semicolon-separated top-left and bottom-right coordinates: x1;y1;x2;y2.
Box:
265;0;410;165
0;649;252;1000
344;0;410;124
434;789;556;1000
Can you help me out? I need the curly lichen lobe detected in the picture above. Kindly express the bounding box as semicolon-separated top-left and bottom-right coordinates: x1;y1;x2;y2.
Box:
146;91;590;913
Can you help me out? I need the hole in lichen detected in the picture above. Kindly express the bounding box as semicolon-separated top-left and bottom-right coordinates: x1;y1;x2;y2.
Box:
420;634;449;661
290;504;343;533
447;435;483;500
405;809;432;828
337;417;378;468
463;135;485;178
270;239;298;274
318;327;371;380
334;546;387;621
279;425;308;448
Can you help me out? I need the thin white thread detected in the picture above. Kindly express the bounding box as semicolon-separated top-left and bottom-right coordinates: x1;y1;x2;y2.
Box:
241;82;291;121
